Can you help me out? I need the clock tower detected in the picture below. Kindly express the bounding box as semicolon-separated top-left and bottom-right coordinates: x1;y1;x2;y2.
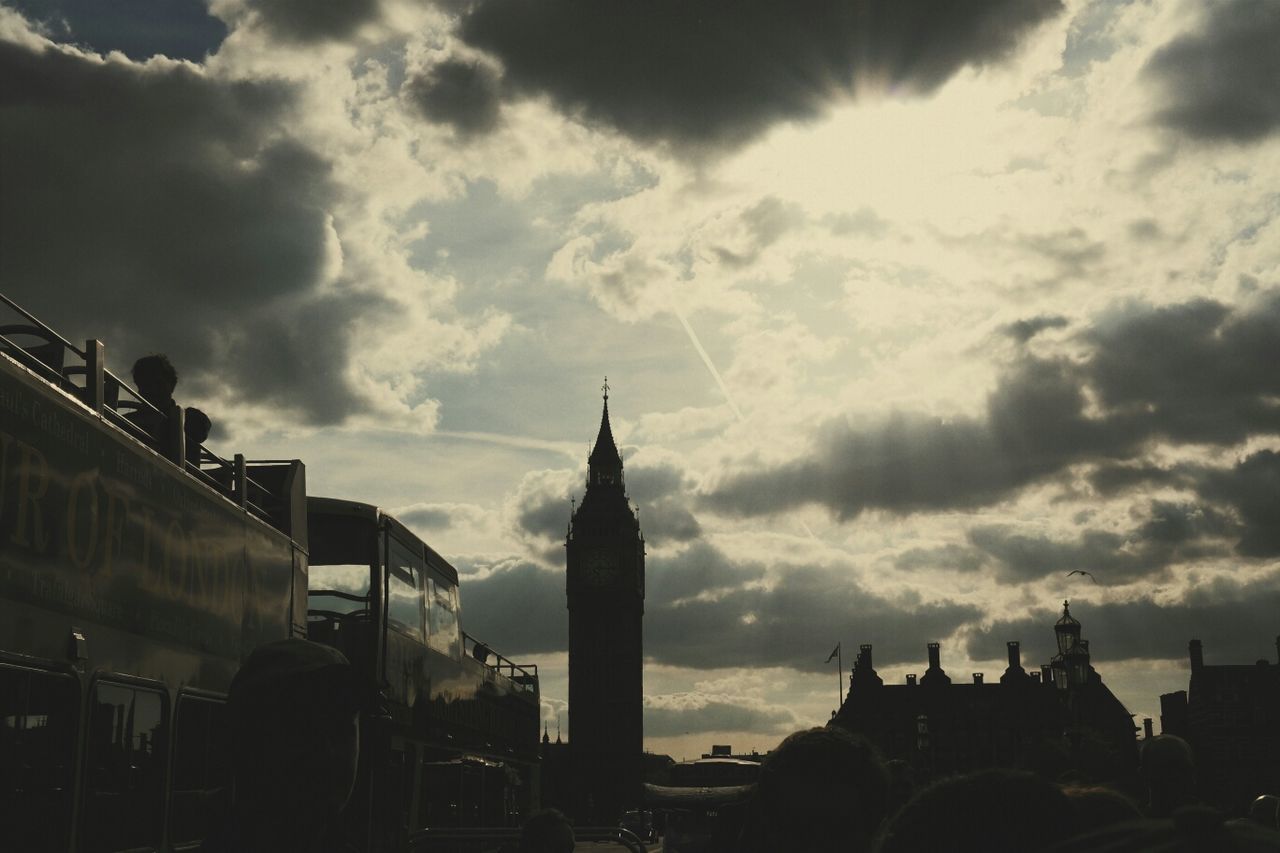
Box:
566;380;645;821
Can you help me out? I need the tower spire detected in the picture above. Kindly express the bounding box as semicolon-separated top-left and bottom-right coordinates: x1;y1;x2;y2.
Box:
588;377;623;484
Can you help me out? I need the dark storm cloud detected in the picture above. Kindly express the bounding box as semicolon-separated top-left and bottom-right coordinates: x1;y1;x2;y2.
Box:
705;290;1280;521
1195;451;1280;558
644;696;799;738
1085;294;1280;445
647;554;981;672
6;0;227;61
1001;314;1068;343
1144;0;1280;143
647;542;764;606
458;541;977;672
968;500;1234;586
1088;463;1186;497
1085;451;1280;562
517;492;572;544
624;464;689;504
456;560;567;655
405;59;503;137
516;461;701;546
0;32;380;424
704;356;1132;520
639;500;703;543
459;0;1064;152
245;0;380;43
968;570;1280;664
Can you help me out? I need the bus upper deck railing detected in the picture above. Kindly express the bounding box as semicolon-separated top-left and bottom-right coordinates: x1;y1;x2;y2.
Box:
463;631;539;694
409;826;646;852
0;292;289;534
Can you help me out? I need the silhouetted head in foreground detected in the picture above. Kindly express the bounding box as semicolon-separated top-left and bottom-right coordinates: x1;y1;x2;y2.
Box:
1140;735;1198;818
520;809;575;853
1062;784;1143;834
1047;805;1280;853
874;768;1075;853
741;725;888;853
1247;794;1279;832
208;639;366;853
132;353;177;409
883;759;917;819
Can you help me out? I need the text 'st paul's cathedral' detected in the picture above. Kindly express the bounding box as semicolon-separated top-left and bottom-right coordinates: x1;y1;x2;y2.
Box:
565;381;645;821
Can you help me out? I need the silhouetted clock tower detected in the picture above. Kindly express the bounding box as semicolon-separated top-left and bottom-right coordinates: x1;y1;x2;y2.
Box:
566;380;645;821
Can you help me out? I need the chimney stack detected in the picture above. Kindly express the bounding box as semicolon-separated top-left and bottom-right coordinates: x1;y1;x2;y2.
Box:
1007;641;1021;669
860;644;873;670
1040;664;1052;684
906;674;917;686
921;642;951;686
1189;639;1203;672
1143;718;1154;739
973;673;983;685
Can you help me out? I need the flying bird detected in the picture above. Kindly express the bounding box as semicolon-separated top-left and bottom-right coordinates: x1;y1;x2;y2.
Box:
1067;570;1098;583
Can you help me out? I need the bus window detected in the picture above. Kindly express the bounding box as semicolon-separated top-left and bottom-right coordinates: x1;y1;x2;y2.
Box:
83;681;168;853
387;537;426;642
426;569;460;659
169;695;231;848
309;564;372;616
0;665;78;853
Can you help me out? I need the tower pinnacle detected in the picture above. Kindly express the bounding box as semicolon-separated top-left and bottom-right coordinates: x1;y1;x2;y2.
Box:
588;380;623;484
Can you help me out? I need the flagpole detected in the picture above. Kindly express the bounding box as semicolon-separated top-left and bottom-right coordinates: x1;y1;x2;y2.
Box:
837;643;843;710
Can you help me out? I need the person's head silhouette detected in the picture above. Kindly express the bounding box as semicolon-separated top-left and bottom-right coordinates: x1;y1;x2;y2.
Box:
131;354;177;409
1140;735;1197;818
519;808;575;853
216;639;366;852
745;726;888;853
875;768;1075;853
184;407;211;464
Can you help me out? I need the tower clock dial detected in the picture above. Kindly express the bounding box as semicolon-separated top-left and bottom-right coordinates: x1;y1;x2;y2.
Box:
584;550;617;586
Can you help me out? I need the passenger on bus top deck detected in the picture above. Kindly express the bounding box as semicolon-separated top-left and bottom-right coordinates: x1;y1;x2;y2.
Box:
126;353;178;444
133;352;177;412
201;639;372;853
185;406;211;467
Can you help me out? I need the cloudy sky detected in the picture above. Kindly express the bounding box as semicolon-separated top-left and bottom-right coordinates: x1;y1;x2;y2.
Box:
3;0;1279;760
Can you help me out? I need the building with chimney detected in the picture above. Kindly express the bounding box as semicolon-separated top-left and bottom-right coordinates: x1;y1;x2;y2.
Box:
833;602;1138;785
1159;637;1280;814
564;381;646;821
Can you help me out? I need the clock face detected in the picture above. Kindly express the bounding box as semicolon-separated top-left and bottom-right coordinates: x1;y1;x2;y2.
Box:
583;550;617;586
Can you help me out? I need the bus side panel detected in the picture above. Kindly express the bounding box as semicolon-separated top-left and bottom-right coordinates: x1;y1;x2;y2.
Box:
0;359;293;687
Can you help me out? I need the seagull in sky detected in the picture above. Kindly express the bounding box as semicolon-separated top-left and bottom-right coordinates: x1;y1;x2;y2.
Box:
1067;570;1098;583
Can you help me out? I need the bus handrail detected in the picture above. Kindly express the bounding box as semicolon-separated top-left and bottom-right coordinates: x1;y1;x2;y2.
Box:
309;589;370;604
408;826;645;852
0;292;293;536
463;630;539;691
0;292;84;354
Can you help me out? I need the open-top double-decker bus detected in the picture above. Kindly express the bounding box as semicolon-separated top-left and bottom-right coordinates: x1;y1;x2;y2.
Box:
0;294;539;852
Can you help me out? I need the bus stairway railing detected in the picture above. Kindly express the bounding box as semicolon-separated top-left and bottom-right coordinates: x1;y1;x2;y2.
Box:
409;826;647;852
